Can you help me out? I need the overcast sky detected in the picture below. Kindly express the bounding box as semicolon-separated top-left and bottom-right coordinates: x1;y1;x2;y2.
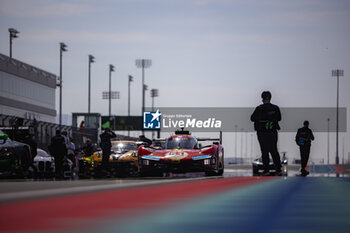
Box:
0;0;349;162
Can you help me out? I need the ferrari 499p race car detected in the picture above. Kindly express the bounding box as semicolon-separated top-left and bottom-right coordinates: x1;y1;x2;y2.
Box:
138;130;224;177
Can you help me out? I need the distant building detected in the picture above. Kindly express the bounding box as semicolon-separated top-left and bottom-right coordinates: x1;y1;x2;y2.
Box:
0;53;57;123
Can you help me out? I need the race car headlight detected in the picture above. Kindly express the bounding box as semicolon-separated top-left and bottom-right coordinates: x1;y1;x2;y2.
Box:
192;155;212;160
0;147;14;157
142;160;149;166
142;155;160;161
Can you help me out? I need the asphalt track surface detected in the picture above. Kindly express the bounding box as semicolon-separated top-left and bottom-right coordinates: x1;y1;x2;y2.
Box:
0;166;349;233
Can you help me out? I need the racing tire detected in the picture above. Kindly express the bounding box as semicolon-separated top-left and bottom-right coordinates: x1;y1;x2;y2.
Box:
217;149;224;176
252;167;259;176
205;152;222;176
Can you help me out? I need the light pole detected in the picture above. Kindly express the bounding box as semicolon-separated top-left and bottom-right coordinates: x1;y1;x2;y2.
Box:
327;118;330;164
127;75;133;137
250;133;253;163
150;89;159;111
332;69;344;165
59;42;67;126
135;59;152;116
234;125;238;163
245;130;248;164
88;55;95;114
128;75;133;116
151;89;159;139
342;136;345;165
241;128;244;164
109;64;115;117
9;28;19;58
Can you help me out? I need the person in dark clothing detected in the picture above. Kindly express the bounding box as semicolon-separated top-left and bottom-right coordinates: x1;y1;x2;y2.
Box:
139;135;152;147
295;120;314;176
251;91;282;176
100;128;117;172
49;130;67;178
82;138;97;157
23;133;37;164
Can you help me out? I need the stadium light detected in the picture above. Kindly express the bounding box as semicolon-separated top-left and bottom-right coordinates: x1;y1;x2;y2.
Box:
8;28;19;58
59;42;67;126
88;55;95;114
128;75;133;116
135;59;152;117
109;64;115;117
331;69;344;165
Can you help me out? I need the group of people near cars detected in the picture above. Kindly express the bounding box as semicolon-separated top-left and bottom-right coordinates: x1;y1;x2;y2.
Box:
251;91;314;176
49;127;153;179
46;90;315;178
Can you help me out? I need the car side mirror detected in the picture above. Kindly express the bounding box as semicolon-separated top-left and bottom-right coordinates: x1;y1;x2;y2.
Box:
0;134;8;144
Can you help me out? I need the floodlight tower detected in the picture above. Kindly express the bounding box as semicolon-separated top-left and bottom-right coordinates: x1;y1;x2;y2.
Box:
128;75;133;116
109;64;115;117
8;28;19;58
59;42;67;126
135;59;152;115
88;55;95;114
332;69;344;165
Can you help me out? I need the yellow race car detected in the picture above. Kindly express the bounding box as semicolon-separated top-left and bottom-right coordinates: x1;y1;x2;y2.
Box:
92;140;139;177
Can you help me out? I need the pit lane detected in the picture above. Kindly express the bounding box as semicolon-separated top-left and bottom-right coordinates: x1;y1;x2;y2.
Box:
0;164;348;202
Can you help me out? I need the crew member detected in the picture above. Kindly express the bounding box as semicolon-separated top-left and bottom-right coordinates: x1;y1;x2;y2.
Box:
23;129;37;164
67;137;76;165
251;91;282;176
61;131;70;151
295;120;314;176
139;135;152;147
49;130;67;179
82;138;97;157
100;128;116;173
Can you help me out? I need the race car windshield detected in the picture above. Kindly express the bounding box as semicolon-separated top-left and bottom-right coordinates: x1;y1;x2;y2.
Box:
165;137;198;149
112;142;137;153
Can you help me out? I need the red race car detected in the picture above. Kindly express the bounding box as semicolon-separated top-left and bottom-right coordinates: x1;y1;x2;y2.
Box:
138;130;224;177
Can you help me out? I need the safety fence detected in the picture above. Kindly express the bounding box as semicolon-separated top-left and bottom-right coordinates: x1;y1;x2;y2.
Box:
0;114;138;151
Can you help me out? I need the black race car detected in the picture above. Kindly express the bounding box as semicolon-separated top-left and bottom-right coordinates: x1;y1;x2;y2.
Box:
252;156;288;176
0;130;32;178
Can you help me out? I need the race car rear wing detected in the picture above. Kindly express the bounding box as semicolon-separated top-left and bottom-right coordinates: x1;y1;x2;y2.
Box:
153;131;222;145
197;131;222;145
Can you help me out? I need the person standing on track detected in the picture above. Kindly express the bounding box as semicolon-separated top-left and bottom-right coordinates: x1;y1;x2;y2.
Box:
295;120;314;176
49;130;67;179
100;128;116;175
251;91;282;176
